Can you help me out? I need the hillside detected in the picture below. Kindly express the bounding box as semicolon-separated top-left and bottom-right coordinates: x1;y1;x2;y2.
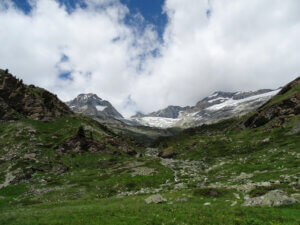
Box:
0;69;72;121
0;72;299;224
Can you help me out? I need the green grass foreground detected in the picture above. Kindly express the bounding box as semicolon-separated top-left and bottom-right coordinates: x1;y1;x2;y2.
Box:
0;194;299;225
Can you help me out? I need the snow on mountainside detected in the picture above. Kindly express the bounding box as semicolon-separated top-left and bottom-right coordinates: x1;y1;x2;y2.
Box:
131;88;281;128
66;93;123;119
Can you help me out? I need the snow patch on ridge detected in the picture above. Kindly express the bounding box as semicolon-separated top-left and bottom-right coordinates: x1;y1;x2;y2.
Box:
132;117;180;128
206;89;280;111
96;105;107;111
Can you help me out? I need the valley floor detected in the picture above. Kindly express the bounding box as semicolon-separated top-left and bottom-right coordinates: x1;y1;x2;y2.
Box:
0;143;299;225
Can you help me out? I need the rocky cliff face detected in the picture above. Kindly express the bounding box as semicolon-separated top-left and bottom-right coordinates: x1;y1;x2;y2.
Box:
0;69;72;121
131;88;280;128
133;105;191;119
244;77;300;128
66;93;123;119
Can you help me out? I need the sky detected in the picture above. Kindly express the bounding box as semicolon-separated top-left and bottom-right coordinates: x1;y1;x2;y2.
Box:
0;0;299;117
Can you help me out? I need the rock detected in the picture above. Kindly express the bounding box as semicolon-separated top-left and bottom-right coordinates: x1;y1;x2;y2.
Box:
204;202;211;206
24;153;37;161
235;172;253;181
287;118;300;135
145;194;166;204
291;193;300;199
231;201;237;206
233;193;240;199
242;190;298;207
262;137;270;143
131;167;155;176
0;196;5;200
158;147;177;158
135;153;143;158
176;198;187;202
54;128;120;155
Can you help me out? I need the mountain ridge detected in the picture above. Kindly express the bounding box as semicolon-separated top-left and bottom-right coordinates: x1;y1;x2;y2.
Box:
131;88;281;128
0;69;72;121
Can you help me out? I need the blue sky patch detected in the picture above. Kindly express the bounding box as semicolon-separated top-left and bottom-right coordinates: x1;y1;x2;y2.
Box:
120;0;167;40
11;0;32;14
11;0;167;39
59;71;72;80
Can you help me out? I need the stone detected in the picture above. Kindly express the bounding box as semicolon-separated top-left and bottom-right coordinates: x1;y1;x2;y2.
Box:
24;153;37;161
131;167;155;176
204;202;211;206
176;198;187;202
233;193;240;199
262;137;270;143
145;194;166;204
231;201;237;206
242;190;298;207
291;193;300;199
235;172;253;181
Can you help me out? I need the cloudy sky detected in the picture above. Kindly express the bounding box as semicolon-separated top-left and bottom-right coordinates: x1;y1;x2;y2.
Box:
0;0;299;117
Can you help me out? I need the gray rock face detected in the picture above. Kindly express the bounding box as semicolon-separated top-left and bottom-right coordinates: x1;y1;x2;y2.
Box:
242;190;299;207
145;194;166;204
66;93;123;119
135;105;191;119
131;88;280;128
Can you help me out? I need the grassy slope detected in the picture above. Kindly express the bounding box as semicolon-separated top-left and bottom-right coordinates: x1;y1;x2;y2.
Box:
0;83;299;224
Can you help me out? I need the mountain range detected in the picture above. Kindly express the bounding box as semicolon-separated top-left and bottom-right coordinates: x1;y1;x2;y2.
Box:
131;89;280;128
66;88;280;129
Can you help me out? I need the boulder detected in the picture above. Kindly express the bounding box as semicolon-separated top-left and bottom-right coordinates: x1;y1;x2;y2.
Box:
242;190;298;207
145;194;166;204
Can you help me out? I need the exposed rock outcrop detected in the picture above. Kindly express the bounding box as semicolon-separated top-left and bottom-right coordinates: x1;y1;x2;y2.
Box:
242;190;298;206
0;69;72;121
55;126;137;155
244;77;300;128
55;126;119;155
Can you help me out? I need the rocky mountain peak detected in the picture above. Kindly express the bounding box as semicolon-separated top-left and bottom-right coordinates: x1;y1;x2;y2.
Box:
66;93;123;119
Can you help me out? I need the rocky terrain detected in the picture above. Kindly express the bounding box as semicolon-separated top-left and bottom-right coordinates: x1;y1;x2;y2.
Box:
0;69;72;121
131;88;280;128
0;71;299;225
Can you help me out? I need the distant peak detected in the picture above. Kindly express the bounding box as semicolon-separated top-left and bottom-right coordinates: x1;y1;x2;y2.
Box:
77;93;102;100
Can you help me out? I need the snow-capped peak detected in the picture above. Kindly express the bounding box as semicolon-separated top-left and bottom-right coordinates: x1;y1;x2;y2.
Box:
66;93;123;119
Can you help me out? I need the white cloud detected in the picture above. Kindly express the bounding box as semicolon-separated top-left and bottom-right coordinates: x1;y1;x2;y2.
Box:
132;0;300;113
0;0;300;117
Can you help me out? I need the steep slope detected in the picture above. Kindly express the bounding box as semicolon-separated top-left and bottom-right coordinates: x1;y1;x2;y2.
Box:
244;77;300;128
0;69;72;121
131;88;280;128
66;93;123;119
